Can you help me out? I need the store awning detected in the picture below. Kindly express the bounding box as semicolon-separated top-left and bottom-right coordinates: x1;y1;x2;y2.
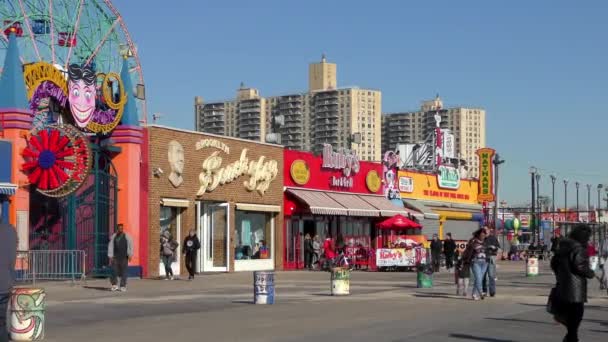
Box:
0;182;17;196
361;195;424;219
160;198;190;208
402;199;440;219
236;203;281;213
286;188;348;216
326;192;378;217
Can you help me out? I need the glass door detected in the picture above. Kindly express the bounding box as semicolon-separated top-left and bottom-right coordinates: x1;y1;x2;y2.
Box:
198;202;229;272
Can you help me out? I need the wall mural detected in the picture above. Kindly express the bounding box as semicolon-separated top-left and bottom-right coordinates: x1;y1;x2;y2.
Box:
21;62;127;197
9;288;46;341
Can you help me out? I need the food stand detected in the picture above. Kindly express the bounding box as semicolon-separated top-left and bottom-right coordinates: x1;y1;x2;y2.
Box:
375;215;428;271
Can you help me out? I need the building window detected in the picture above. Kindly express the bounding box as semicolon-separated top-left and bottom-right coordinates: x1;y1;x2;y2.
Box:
235;210;272;260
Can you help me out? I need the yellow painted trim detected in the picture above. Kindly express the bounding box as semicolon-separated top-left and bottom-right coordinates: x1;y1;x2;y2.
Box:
434;210;473;220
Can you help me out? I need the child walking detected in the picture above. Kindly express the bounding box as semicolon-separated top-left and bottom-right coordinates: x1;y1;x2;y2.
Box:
455;255;471;296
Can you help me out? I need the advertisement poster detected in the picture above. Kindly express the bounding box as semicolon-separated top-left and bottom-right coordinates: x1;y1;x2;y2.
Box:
376;247;427;267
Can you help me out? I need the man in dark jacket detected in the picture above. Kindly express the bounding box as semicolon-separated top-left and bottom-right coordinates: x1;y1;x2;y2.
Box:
0;211;17;342
108;224;134;292
443;233;457;271
482;228;501;297
430;234;442;273
551;224;595;342
183;230;201;280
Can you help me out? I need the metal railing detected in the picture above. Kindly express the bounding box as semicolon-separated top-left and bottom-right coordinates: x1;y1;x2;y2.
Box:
15;250;87;285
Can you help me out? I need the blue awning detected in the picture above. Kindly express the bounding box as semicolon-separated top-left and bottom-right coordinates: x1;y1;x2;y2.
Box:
0;182;17;196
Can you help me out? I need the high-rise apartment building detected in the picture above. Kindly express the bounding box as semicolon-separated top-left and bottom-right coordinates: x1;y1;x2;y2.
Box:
194;57;382;161
382;96;486;177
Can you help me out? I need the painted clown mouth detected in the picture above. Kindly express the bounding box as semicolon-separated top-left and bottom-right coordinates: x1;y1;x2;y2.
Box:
70;104;94;127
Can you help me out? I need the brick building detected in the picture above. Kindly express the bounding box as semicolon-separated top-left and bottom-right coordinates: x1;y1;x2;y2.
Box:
147;125;284;276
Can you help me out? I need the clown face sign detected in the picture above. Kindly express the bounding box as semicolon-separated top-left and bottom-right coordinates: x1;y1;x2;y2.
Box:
68;64;97;128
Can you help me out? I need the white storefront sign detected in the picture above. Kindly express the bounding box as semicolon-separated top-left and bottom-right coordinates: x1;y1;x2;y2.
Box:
399;176;414;193
437;165;460;190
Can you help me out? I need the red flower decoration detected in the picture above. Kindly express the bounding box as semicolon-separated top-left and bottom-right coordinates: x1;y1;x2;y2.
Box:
22;128;75;191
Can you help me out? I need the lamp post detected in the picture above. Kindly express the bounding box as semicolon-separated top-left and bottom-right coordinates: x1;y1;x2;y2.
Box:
536;173;541;242
492;153;505;228
597;184;603;223
564;179;569;223
587;184;592;221
550;174;556;236
575;182;580;221
530;167;537;243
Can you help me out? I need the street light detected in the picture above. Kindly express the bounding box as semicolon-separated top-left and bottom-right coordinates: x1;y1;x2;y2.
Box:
598;184;603;222
536;173;541;242
550;174;556;236
564;179;569;222
492;154;505;229
530;167;537;243
575;182;580;221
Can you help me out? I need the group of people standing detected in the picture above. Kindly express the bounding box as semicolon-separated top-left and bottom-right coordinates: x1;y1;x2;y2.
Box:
304;234;334;270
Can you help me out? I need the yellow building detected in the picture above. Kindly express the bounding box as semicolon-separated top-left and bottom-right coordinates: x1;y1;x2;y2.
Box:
194;56;382;161
398;169;484;240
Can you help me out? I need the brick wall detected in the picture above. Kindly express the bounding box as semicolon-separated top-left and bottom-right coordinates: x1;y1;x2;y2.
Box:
147;125;284;277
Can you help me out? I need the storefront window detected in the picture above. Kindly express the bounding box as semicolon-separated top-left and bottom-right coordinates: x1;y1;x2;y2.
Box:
160;206;178;241
235;210;272;260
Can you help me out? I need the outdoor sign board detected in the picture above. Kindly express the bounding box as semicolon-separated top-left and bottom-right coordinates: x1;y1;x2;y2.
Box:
437;165;460;190
476;148;496;202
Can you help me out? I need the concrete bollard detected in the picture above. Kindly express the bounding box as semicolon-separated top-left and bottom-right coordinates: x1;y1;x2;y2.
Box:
331;267;350;296
9;288;45;341
253;271;275;304
526;256;539;277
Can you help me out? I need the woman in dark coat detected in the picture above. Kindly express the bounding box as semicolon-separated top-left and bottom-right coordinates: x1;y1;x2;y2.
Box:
550;224;595;342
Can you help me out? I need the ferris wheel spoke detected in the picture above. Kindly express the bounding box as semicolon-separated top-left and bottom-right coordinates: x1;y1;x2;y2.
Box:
64;0;84;69
48;0;55;64
17;0;42;61
84;17;119;67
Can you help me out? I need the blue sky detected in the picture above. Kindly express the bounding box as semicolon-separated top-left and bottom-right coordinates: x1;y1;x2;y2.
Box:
117;0;608;205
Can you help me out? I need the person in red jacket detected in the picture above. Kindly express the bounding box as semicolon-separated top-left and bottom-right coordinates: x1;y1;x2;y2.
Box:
323;237;336;260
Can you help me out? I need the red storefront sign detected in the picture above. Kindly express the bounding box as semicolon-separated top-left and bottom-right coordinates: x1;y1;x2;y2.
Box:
284;150;382;194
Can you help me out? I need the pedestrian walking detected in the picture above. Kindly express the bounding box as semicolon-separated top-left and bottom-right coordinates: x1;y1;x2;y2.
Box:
160;231;179;280
482;228;501;297
312;235;322;268
430;234;442;273
443;232;457;271
304;234;314;270
108;224;134;292
462;228;488;300
599;237;608;293
183;230;200;280
0;209;17;342
550;224;596;342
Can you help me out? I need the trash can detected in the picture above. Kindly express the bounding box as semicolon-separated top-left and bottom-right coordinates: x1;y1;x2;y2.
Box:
526;256;539;277
331;267;350;296
253;271;275;304
9;288;45;341
416;263;433;288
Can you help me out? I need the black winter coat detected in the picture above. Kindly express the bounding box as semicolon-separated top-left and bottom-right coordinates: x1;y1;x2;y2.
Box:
551;238;595;303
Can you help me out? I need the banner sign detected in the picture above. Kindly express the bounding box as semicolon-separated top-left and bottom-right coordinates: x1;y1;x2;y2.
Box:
476;148;496;202
375;248;427;267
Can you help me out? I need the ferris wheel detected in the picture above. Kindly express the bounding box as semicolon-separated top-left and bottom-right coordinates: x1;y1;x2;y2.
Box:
0;0;147;123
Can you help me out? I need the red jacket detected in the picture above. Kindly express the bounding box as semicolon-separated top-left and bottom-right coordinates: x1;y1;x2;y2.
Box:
323;239;336;259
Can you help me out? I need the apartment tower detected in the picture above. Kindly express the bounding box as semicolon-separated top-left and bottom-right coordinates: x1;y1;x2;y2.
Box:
194;56;382;161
